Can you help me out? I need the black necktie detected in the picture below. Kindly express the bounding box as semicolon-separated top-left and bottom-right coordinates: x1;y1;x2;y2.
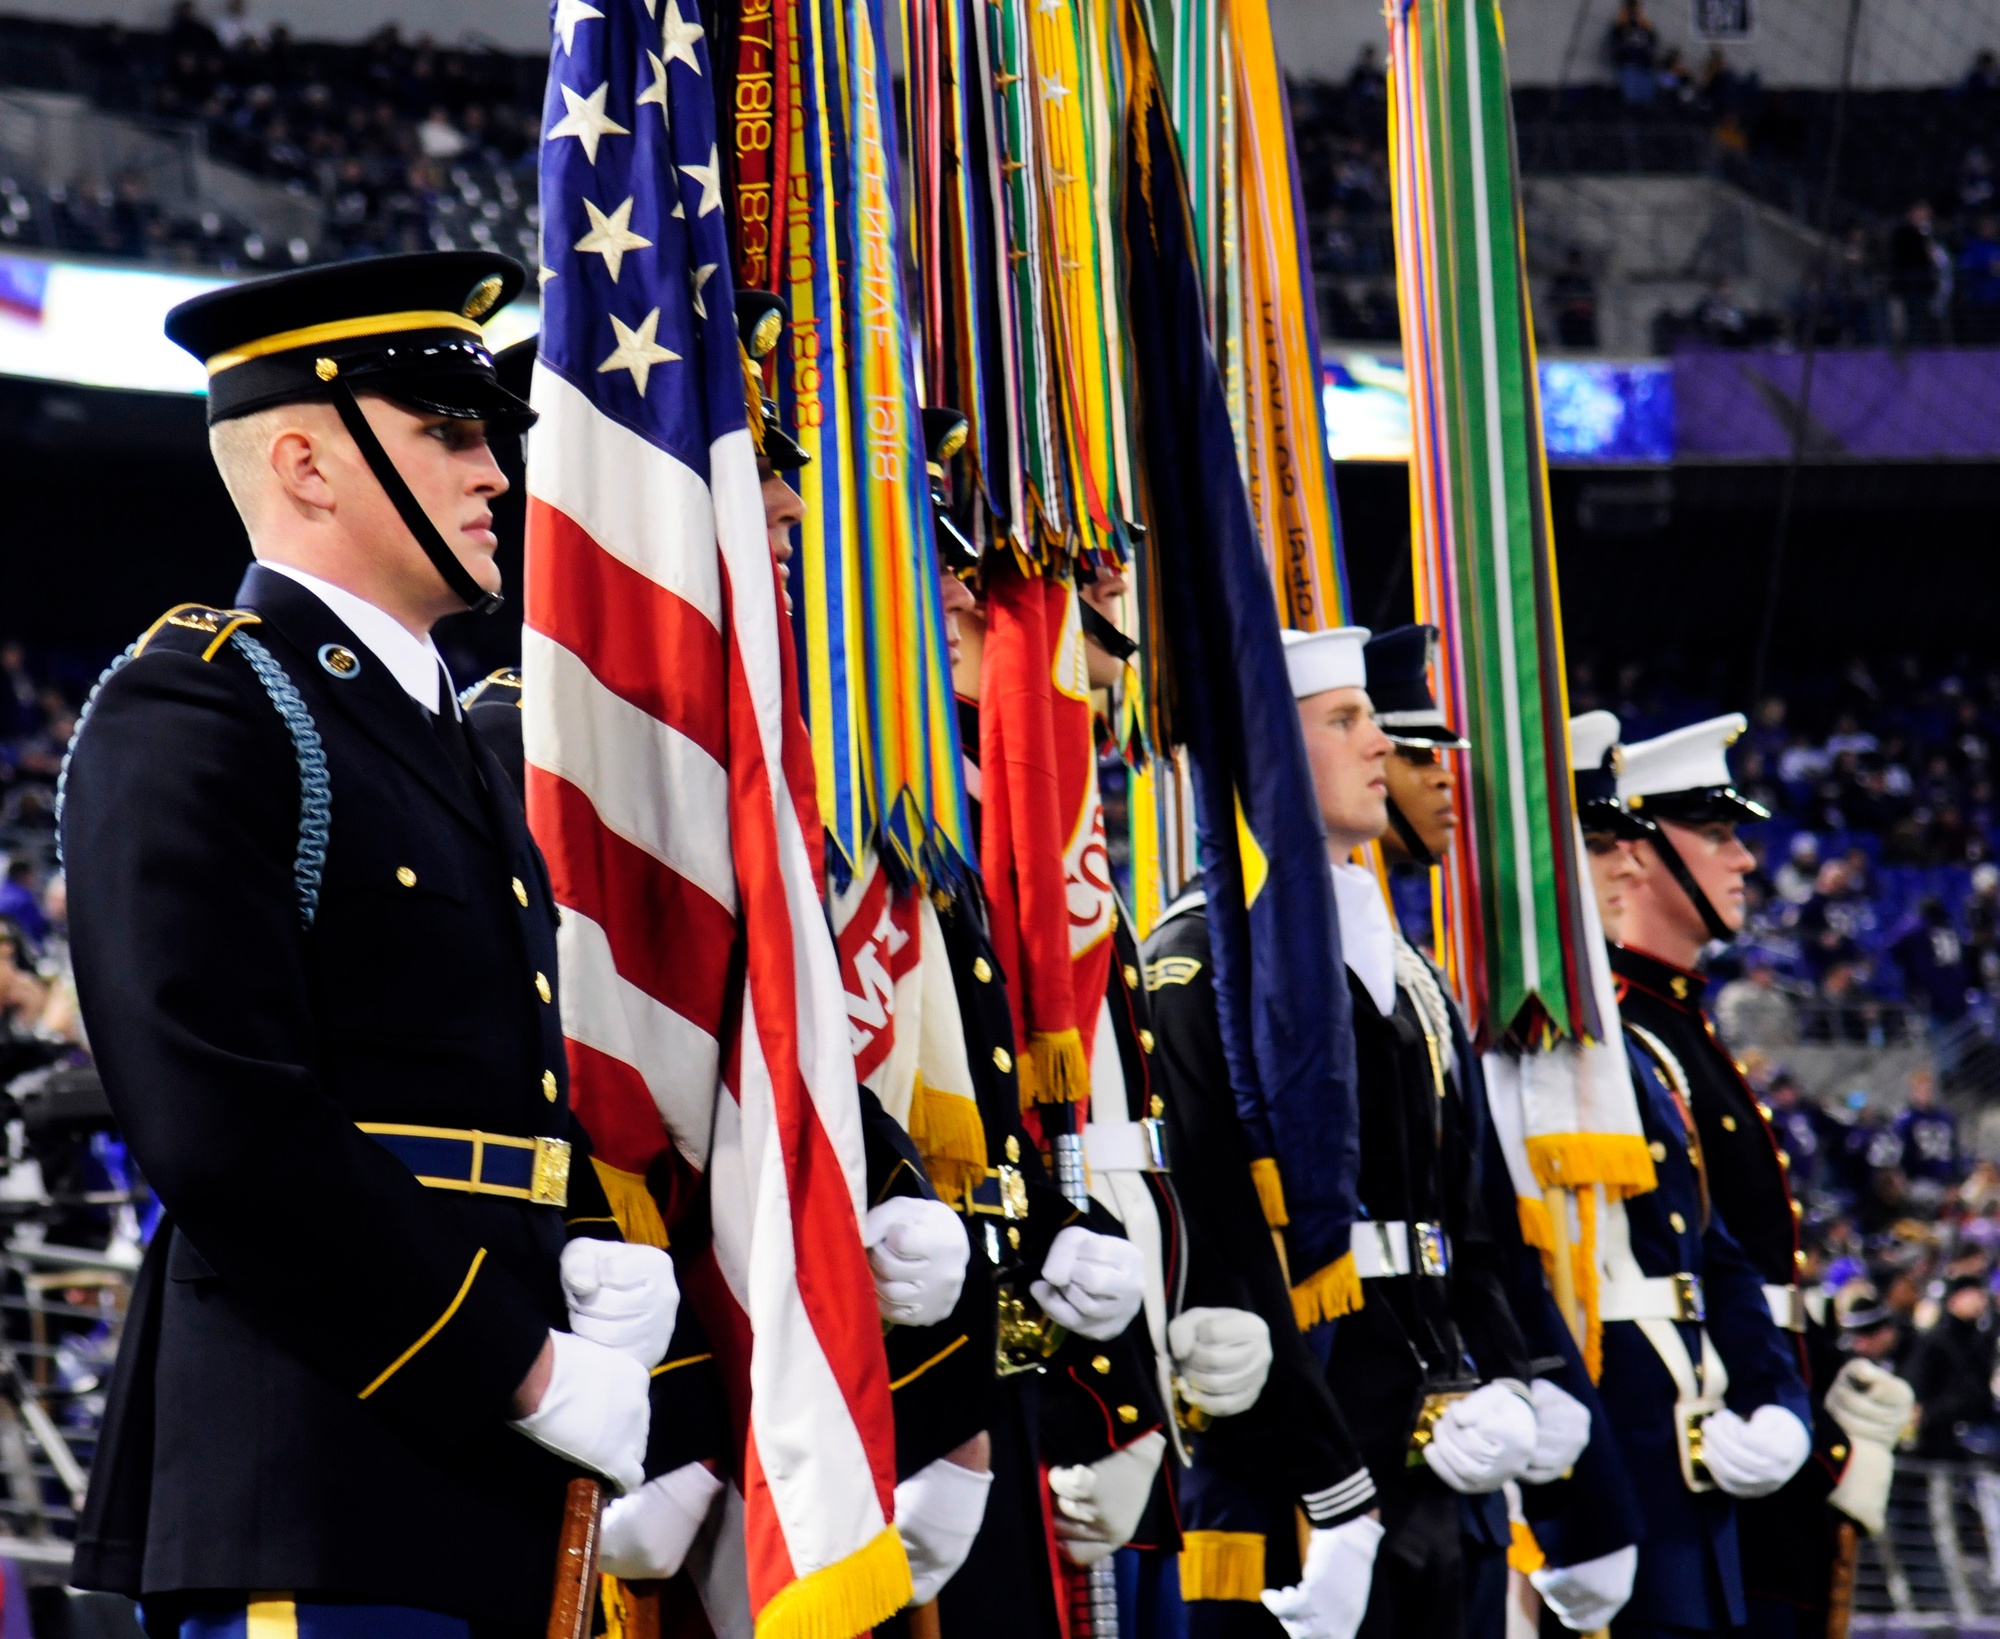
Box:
428;666;484;799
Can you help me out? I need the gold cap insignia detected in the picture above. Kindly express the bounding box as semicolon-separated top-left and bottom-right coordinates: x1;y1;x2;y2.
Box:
314;357;340;381
462;274;505;322
748;306;784;360
937;419;969;461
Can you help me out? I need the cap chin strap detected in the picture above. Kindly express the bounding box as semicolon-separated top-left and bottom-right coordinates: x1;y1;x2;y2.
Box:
328;380;503;616
1384;797;1436;869
1645;822;1733;945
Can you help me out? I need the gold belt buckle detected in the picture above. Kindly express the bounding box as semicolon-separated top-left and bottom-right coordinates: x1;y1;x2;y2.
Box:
530;1136;571;1207
1676;1398;1721;1492
1407;1389;1471;1463
1673;1272;1707;1323
995;1282;1061;1377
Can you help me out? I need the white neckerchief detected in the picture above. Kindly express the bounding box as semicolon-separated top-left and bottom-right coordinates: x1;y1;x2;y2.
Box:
1330;859;1398;1018
263;562;449;713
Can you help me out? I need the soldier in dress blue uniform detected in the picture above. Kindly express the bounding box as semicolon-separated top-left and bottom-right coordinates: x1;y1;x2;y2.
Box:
1568;713;1814;1637
61;252;683;1639
1363;629;1614;1639
1608;716;1910;1639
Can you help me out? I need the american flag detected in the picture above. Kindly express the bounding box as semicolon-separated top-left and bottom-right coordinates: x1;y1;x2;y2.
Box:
523;1;908;1633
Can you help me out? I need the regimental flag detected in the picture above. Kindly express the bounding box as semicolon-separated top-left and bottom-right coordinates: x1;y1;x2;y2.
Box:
524;3;909;1635
1121;11;1362;1327
1385;0;1595;1048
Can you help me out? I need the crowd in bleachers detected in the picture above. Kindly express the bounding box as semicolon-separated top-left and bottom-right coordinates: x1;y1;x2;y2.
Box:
1570;652;2000;1040
0;4;543;270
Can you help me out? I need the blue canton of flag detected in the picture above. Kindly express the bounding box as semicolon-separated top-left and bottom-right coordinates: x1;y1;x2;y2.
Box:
539;0;747;469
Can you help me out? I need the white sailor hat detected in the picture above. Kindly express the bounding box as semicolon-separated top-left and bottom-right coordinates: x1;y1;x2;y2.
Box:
1617;712;1770;825
1569;711;1653;838
1281;626;1371;700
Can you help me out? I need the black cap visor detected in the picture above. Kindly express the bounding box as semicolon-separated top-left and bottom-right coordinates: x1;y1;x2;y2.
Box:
1578;797;1658;841
1630;786;1771;827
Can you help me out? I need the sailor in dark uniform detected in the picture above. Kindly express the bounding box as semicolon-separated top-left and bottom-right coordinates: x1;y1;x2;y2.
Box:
1565;713;1813;1637
1610;716;1906;1639
61;253;680;1637
1362;628;1606;1639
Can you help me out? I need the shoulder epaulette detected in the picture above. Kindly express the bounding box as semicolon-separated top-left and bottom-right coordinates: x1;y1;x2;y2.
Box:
459;666;523;712
132;603;263;662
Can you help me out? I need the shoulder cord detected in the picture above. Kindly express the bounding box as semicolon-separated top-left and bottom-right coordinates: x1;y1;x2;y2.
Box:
57;632;330;931
1394;934;1455;1053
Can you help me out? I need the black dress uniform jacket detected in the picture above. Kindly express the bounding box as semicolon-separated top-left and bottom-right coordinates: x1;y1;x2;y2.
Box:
1611;944;1845;1621
65;567;625;1628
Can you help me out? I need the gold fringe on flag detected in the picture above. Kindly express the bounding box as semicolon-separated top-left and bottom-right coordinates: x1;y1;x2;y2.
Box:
1178;1531;1267;1601
908;1080;988;1208
1507;1520;1547;1576
754;1522;913;1639
1289;1250;1364;1329
1248;1157;1289;1228
1524;1131;1658;1195
591;1159;669;1249
1016;1027;1090;1108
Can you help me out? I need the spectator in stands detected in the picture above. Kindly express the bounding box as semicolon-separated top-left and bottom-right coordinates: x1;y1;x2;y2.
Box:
1909;1273;2000;1458
1549;249;1598;349
1893;1067;1960;1191
1888;201;1945;345
1716;957;1798;1047
0;858;47;952
1346;44;1385;106
213;0;267;52
417;106;469;161
1892;895;1973;1023
1608;1;1659;107
1774;831;1821;905
1799;859;1864;983
1965;862;2000;994
1764;1070;1828;1195
0;643;38;740
1843;1091;1909;1228
1968;49;2000;96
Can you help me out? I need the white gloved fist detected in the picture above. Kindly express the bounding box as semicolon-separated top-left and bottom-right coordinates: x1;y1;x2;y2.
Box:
1522;1378;1593;1485
1259;1513;1385;1639
895;1456;995;1603
864;1198;971;1328
600;1461;725;1579
1168;1307;1273;1417
1530;1545;1637;1632
1701;1404;1811;1498
1421;1380;1537;1495
509;1329;650;1494
560;1239;680;1370
1032;1227;1144;1342
1825;1359;1915;1450
1048;1430;1165;1567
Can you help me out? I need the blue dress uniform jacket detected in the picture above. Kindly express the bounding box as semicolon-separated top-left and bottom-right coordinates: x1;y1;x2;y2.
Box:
1607;1032;1811;1632
1609;946;1845;1624
64;566;624;1630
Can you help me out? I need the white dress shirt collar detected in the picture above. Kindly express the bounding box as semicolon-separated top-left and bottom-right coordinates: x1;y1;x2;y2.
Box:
261;562;449;713
1329;858;1399;1019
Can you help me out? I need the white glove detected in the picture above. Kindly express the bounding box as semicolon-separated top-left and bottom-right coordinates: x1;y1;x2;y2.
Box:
1827;1437;1896;1535
1530;1545;1637;1632
1259;1513;1385;1639
864;1198;971;1328
1048;1430;1165;1567
509;1329;650;1494
1421;1381;1537;1494
600;1461;725;1579
895;1456;995;1603
560;1239;680;1370
1032;1227;1145;1342
1168;1307;1274;1417
1825;1359;1915;1450
1522;1378;1592;1485
1701;1404;1811;1498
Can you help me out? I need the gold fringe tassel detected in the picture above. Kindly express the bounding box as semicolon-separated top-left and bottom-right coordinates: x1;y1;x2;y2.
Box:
908;1081;988;1208
1249;1157;1290;1227
755;1522;912;1639
1506;1520;1547;1576
601;1576;661;1639
1016;1027;1090;1109
592;1158;669;1249
1290;1250;1364;1329
1524;1132;1657;1196
1178;1531;1267;1601
1576;1185;1603;1382
1517;1194;1561;1298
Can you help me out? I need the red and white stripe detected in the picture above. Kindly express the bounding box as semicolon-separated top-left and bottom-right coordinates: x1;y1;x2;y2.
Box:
524;367;904;1633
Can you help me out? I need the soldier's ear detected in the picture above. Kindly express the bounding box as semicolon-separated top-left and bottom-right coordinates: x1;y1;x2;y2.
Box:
269;422;338;518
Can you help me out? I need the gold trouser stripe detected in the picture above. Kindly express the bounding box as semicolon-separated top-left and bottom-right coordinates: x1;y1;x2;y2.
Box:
206;310;482;373
358;1247;487;1401
653;1351;715;1378
245;1596;298;1639
888;1333;969;1393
